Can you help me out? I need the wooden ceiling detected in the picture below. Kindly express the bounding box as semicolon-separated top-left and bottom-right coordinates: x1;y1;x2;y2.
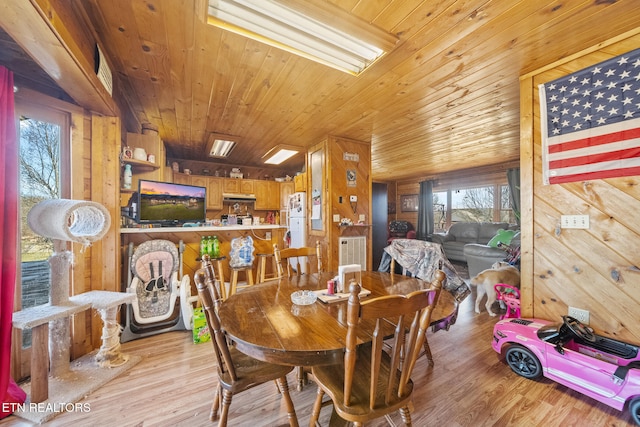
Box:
4;1;640;181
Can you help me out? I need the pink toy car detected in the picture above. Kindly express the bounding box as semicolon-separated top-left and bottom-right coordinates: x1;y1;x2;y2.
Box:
493;316;640;424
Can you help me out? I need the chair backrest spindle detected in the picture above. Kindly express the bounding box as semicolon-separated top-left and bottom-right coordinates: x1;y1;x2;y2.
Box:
273;241;323;278
343;270;444;411
194;255;236;381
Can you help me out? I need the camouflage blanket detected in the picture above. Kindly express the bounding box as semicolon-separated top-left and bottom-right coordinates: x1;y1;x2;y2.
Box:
382;239;470;302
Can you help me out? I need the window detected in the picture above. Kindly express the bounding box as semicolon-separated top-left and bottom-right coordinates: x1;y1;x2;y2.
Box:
499;185;515;223
451;186;494;223
431;174;517;231
16;101;70;348
432;191;447;233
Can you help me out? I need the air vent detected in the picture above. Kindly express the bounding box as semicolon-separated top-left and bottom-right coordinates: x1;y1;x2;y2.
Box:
94;44;113;96
338;236;366;270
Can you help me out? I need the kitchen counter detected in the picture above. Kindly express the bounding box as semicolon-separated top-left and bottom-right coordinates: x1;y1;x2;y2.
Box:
120;224;288;287
120;224;287;234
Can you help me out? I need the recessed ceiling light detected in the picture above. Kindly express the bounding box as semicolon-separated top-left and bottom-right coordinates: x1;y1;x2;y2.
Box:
262;145;299;165
206;133;238;158
207;0;398;75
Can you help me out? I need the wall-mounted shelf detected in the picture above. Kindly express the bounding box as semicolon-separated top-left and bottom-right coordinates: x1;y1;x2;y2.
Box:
337;224;371;235
121;158;160;171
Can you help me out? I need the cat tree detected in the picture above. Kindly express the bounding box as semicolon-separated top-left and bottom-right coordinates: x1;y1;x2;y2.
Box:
11;199;139;423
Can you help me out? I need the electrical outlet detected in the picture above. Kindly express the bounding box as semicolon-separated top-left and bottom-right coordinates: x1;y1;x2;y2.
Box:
568;306;590;324
561;215;589;229
333;214;340;222
349;195;357;202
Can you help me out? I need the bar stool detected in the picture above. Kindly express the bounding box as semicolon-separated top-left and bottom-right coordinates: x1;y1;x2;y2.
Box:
229;265;254;296
256;252;276;283
228;236;255;297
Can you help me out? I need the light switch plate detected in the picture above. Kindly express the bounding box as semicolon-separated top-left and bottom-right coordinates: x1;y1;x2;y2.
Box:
560;215;589;229
333;214;340;222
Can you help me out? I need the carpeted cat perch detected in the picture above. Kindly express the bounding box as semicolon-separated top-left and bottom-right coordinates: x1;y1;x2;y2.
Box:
11;199;140;424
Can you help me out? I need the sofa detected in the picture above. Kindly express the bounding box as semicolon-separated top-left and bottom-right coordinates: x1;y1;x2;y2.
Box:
464;232;520;278
430;222;519;277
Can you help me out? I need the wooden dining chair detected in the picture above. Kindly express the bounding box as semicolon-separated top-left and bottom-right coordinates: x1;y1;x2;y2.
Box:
388;257;445;367
273;240;323;278
273;241;323;390
309;271;445;427
194;255;299;427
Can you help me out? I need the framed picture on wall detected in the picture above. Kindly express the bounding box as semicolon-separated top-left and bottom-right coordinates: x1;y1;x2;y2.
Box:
400;194;418;212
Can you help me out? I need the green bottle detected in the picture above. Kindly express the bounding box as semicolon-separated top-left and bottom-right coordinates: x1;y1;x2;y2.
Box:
200;236;207;258
211;235;220;258
206;236;213;256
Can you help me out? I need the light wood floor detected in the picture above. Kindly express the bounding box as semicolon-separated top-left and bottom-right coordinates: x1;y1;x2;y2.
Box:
1;288;636;426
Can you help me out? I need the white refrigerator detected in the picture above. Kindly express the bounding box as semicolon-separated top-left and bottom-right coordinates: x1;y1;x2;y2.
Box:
287;192;307;272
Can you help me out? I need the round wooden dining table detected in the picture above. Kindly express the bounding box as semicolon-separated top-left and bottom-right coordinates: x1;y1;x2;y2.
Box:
218;271;458;367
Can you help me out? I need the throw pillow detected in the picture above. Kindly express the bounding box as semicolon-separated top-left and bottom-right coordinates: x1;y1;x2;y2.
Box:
487;229;518;248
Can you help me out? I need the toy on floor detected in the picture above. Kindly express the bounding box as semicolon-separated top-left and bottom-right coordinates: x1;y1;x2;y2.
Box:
493;283;520;319
493;315;640;425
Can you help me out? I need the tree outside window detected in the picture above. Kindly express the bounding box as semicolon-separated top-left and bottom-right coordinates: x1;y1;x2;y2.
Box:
433;191;447;232
500;185;515;223
18;116;62;349
452;186;493;223
19;117;60;262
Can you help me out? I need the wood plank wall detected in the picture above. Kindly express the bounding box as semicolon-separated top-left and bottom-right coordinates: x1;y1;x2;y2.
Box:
306;136;372;272
328;136;372;271
71;109;91;357
521;31;640;344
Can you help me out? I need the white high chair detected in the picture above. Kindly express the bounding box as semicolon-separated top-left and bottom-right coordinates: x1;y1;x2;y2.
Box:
121;239;197;342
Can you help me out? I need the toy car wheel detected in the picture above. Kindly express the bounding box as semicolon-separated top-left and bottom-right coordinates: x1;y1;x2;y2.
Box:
505;344;542;379
629;397;640;425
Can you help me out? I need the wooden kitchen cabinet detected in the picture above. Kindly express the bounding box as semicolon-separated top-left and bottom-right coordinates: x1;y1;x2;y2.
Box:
173;172;191;185
190;176;223;210
223;178;254;194
254;180;279;210
190;176;207;188
207;177;223;210
280;182;294;209
294;172;306;192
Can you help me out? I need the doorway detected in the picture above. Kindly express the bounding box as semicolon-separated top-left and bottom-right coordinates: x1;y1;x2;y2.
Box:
371;182;388;271
12;97;70;381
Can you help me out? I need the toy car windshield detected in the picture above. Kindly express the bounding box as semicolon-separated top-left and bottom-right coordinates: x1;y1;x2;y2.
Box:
537;322;564;343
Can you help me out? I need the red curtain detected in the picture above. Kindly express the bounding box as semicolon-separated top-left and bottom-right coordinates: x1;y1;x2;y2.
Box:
0;66;26;418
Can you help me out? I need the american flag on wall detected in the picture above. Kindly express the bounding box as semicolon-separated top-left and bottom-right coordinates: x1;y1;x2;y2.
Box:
539;48;640;185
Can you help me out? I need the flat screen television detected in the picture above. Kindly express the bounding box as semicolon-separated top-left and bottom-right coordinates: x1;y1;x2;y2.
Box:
136;179;206;226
